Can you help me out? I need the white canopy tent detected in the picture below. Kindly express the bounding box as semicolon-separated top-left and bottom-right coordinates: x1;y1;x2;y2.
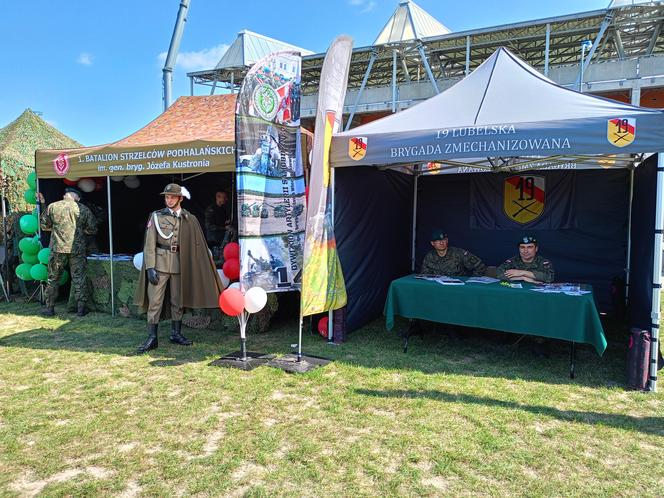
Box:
331;47;664;390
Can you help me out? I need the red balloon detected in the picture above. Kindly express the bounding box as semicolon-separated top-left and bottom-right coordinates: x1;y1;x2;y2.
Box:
317;316;329;338
223;258;240;281
218;288;245;316
63;178;77;186
94;178;105;191
223;242;240;260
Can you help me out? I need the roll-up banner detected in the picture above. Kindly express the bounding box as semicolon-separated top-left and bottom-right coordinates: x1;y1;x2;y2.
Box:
235;51;305;292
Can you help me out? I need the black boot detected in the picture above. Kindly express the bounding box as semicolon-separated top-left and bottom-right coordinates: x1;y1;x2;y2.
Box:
169;321;192;346
76;304;89;317
136;324;158;354
41;306;55;317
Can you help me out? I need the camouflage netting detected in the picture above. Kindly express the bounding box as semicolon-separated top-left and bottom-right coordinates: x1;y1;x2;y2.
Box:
78;259;278;332
0;109;80;213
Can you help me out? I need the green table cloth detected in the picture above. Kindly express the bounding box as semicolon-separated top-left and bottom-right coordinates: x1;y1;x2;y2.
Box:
384;275;607;355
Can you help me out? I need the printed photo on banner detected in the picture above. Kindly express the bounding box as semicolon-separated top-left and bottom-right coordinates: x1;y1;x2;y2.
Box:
240;234;304;291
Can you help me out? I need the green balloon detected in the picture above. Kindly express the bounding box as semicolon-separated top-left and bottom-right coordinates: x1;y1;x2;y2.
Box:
18;236;40;254
30;264;48;282
32;207;39;217
15;263;34;281
21;252;39;265
27;171;37;190
19;214;38;235
38;247;51;264
24;189;37;204
59;270;69;285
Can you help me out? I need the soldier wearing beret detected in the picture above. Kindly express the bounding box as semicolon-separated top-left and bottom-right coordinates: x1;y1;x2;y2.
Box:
38;187;98;316
420;229;486;277
134;183;223;354
497;235;554;283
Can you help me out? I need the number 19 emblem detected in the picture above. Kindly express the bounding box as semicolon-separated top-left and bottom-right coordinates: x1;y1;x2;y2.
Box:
503;175;545;224
607;117;635;147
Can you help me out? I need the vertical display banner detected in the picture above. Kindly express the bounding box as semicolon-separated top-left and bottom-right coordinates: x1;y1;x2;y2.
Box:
301;36;353;316
235;51;305;292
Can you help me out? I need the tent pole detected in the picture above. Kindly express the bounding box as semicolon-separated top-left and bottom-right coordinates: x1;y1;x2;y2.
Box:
327;167;335;343
345;49;377;131
625;167;635;305
297;312;303;362
392;49;398;113
107;177;115;317
648;153;664;392
411;166;419;272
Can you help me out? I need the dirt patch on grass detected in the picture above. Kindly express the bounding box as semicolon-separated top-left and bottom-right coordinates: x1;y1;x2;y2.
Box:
422;475;450;491
119;479;142;498
9;467;114;497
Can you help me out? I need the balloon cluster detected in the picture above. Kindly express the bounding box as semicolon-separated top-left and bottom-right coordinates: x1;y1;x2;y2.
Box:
217;242;240;287
15;172;62;283
218;286;267;316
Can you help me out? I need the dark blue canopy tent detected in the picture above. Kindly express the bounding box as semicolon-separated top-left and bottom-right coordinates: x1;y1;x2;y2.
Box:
330;48;664;391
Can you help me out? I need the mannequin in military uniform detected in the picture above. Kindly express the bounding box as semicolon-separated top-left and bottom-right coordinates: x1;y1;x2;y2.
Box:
134;183;223;354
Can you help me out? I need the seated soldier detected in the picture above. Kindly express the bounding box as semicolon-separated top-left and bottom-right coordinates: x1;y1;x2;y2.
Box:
421;229;486;277
497;235;554;283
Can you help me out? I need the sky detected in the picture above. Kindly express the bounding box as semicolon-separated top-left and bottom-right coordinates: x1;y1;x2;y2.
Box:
0;0;609;146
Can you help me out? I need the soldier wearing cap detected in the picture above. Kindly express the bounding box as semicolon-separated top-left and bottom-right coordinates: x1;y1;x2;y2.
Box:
38;187;98;316
420;229;486;277
134;183;223;354
497;235;554;283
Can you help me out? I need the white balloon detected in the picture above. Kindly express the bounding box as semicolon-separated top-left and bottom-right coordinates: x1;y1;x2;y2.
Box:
78;178;95;192
124;176;140;189
110;175;125;182
133;252;143;271
217;268;230;288
230;282;241;290
244;286;267;313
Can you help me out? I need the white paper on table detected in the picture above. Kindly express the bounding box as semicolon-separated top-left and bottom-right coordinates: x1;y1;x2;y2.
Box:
466;276;500;284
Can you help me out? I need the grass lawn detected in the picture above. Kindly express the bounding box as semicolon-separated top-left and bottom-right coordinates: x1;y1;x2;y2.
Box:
0;300;662;497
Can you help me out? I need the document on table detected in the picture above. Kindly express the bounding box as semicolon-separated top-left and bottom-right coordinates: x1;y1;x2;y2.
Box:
434;276;465;285
413;274;464;285
466;276;501;284
530;283;586;294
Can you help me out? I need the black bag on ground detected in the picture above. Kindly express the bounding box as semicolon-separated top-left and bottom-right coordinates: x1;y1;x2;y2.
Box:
627;328;651;390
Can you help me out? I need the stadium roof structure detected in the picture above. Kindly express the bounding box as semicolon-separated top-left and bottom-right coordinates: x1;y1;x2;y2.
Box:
373;0;451;45
299;0;664;95
189;0;664;100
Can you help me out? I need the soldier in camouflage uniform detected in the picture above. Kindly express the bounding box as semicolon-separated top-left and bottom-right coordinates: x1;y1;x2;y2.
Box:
420;229;486;276
38;188;98;316
497;235;554;283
